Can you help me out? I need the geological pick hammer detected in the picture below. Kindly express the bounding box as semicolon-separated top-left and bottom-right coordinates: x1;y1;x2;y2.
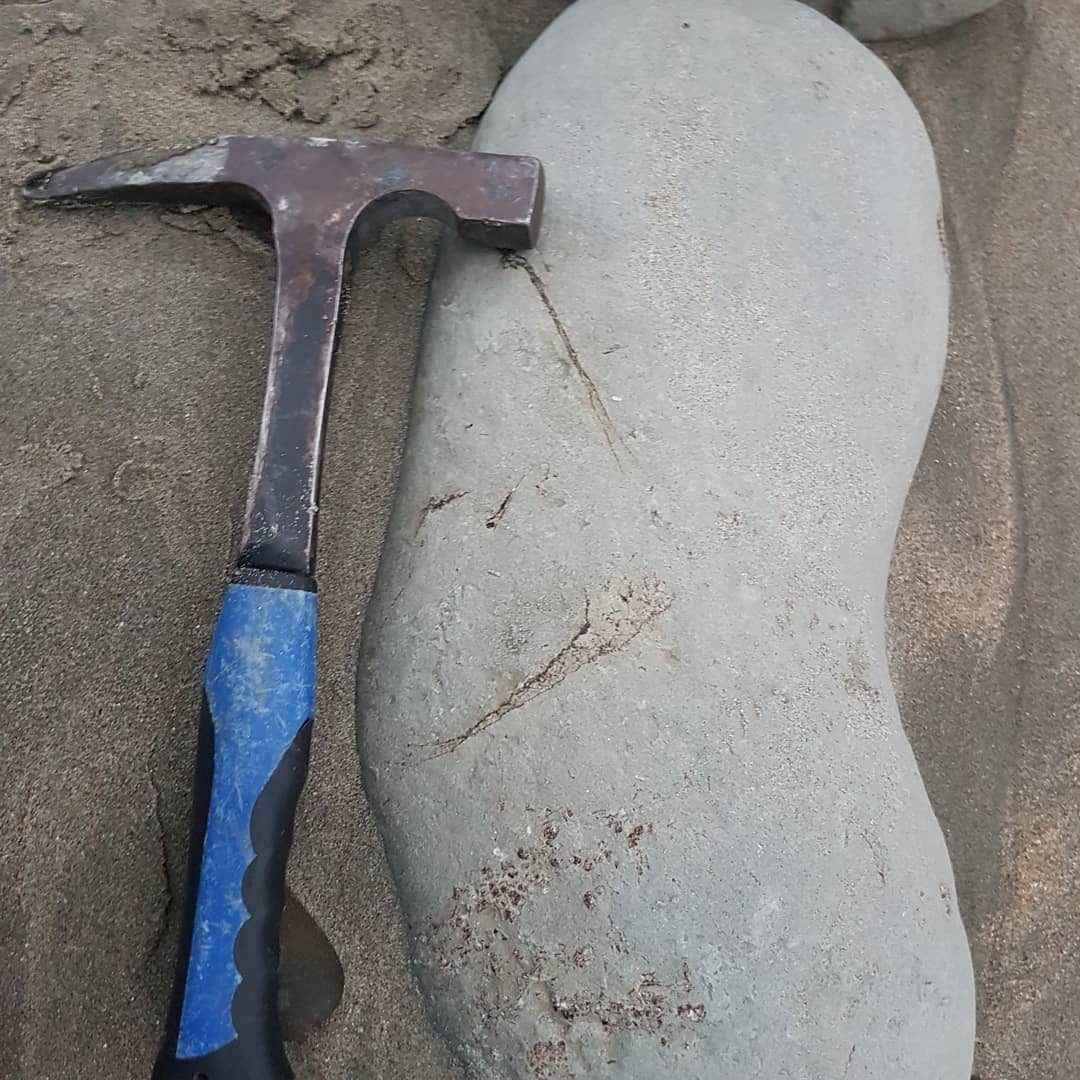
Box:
24;135;544;1080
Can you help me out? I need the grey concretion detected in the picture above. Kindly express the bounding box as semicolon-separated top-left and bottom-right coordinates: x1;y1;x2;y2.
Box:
357;1;976;1076
803;0;1004;38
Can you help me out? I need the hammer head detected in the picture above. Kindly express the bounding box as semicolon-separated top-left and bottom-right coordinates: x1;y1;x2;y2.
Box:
23;134;544;249
24;135;545;576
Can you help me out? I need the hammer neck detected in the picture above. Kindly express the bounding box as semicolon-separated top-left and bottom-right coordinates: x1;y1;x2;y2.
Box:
237;220;352;577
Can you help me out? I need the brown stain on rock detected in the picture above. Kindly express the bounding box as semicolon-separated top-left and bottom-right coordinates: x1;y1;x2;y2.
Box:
426;808;704;1054
430;808;643;962
527;1039;571;1080
415;489;468;533
549;970;707;1035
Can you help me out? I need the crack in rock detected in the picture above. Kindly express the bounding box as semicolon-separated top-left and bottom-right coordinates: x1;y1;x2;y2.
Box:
485;474;525;530
416;577;672;760
502;252;627;467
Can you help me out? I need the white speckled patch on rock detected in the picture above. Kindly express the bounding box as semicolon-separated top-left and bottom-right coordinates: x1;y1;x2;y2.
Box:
358;0;975;1077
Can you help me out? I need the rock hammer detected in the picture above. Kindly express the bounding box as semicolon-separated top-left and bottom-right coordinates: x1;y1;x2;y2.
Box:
24;134;544;1080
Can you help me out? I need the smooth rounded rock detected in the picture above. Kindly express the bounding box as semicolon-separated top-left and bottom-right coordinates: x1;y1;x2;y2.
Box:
803;0;1004;39
358;1;974;1077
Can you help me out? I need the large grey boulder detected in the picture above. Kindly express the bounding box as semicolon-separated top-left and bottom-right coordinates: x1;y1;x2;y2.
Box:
358;1;975;1077
803;0;1004;39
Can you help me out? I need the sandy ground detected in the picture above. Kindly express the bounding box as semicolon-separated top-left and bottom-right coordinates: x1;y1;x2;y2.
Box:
0;2;1074;1079
885;3;1080;1076
0;3;565;1078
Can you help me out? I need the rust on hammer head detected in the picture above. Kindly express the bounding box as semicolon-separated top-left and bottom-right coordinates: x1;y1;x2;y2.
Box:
24;135;545;576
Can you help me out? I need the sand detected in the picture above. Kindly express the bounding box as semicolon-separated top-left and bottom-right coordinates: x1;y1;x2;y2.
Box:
0;2;1073;1078
0;3;565;1078
884;3;1080;1076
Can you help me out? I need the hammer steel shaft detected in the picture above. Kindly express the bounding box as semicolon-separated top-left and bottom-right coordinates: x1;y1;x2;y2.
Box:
25;135;544;1080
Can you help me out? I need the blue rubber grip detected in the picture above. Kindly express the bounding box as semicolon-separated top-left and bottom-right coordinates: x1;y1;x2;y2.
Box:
176;582;317;1061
